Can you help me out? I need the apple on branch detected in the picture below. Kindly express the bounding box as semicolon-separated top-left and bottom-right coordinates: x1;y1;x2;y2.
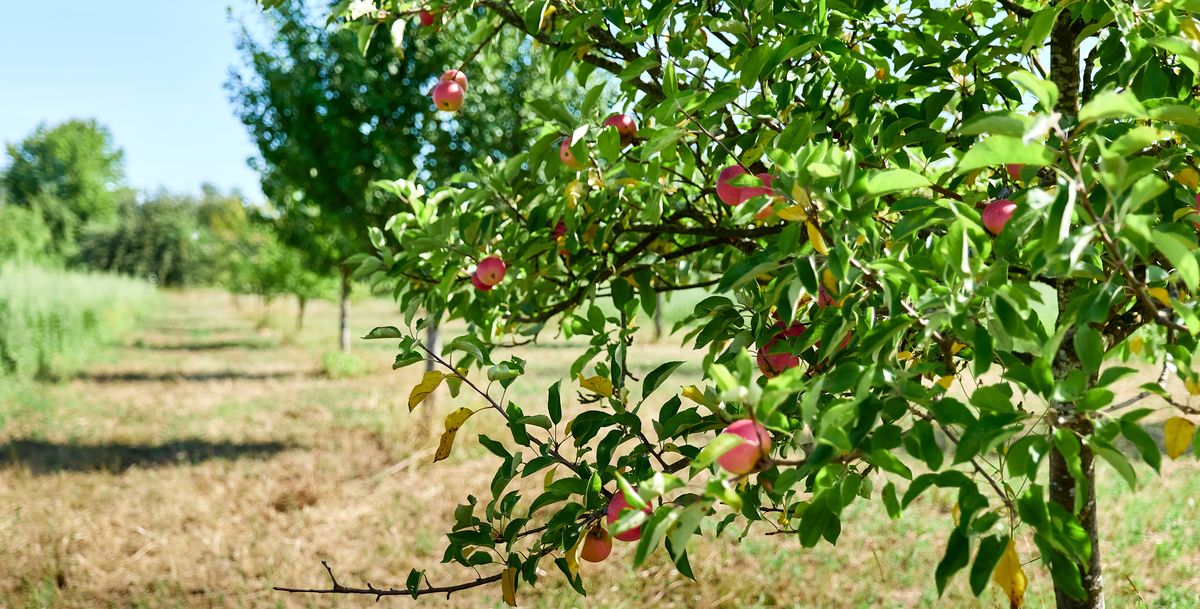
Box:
717;419;773;475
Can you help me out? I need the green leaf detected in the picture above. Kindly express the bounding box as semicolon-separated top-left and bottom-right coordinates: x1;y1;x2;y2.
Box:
956;136;1056;175
615;472;647;510
363;326;403;339
865;169;931;196
935;530;971;595
1091;442;1138;490
1021;9;1063;53
1073;325;1103;375
969;535;1009;595
1009;70;1058;112
547;381;562;424
1153;230;1200;290
882;482;901;519
642;361;685;401
1078;90;1147;125
1119;419;1162;472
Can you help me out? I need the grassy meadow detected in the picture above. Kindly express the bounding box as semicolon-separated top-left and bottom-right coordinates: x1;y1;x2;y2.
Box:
1;288;1198;609
0;264;157;381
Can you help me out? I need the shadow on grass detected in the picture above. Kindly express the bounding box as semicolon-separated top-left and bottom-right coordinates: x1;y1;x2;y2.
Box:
133;339;278;352
0;438;291;474
77;370;314;383
0;438;290;474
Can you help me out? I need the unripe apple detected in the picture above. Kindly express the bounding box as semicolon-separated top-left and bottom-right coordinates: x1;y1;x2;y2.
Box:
982;198;1016;235
756;320;805;378
470;272;491;291
418;10;437;27
606;492;650;542
579;527;612;562
603;113;637;146
560;138;584;170
716;165;776;206
717;419;773;475
476;255;506;286
431;80;464;112
1005;164;1022;180
440;69;468;92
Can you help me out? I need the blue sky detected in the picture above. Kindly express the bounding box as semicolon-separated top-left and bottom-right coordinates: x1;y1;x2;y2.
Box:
0;1;266;200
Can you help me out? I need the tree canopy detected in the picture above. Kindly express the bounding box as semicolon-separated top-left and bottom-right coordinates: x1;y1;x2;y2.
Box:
267;1;1200;607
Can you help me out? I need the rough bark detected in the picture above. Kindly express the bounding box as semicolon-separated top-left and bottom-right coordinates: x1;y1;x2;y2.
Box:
338;267;351;353
1049;13;1103;607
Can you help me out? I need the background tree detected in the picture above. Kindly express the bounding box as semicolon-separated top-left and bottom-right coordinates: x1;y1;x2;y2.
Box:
228;0;566;351
3;119;125;258
270;1;1200;608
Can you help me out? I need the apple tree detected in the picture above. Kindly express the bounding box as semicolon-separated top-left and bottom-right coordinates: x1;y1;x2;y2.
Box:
270;0;1200;607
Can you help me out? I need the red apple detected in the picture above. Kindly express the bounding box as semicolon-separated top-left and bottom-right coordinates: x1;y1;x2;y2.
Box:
1006;164;1022;181
440;69;467;92
431;80;464;112
603;113;637;146
982;198;1016;235
418;10;437;27
476;255;506;286
470;272;491;291
560;138;584;170
816;285;837;308
756;320;805;378
579;528;612;562
716;166;776;206
717;419;773;475
606;491;650;542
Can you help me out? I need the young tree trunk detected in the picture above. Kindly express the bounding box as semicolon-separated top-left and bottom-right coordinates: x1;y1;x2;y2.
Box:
297;296;307;331
421;316;440;423
653;292;664;341
339;267;351;353
1049;15;1103;609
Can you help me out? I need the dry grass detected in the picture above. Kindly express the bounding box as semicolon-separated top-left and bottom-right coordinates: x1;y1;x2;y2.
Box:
1;289;1197;609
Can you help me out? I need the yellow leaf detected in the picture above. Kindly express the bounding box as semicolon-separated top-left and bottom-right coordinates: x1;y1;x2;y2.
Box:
1165;417;1196;459
565;526;587;579
1186;378;1200;396
681;385;705;404
1130;336;1144;355
896;351;913;362
574;44;593;60
807;222;828;255
1177;167;1200;189
936;375;955;390
501;566;518;607
1182;19;1200;43
951;502;960;526
777;204;808;222
1148;287;1171;307
854;234;867;246
408;370;445;411
543;467;555;490
992;538;1027;608
565;180;584;208
578;374;614;397
822;268;838;293
790;184;811;206
951;342;967;355
433;407;475;463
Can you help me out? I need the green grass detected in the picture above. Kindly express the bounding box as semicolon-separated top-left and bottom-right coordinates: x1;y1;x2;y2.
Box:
0;264;156;380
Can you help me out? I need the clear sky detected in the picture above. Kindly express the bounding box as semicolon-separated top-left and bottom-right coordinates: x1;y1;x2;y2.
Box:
0;1;265;200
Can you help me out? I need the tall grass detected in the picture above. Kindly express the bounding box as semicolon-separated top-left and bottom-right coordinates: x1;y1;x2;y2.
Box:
0;264;156;380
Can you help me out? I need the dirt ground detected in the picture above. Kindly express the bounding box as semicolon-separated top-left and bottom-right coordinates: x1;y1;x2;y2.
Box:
1;290;1197;609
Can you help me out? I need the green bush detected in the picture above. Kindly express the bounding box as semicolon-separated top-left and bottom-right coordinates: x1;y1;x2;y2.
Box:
320;351;371;379
0;264;156;380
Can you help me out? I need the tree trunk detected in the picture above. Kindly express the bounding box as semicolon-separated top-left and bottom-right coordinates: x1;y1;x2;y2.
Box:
339;267;351;353
1049;412;1104;609
422;316;440;421
1049;13;1103;609
297;296;307;331
653;292;664;341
